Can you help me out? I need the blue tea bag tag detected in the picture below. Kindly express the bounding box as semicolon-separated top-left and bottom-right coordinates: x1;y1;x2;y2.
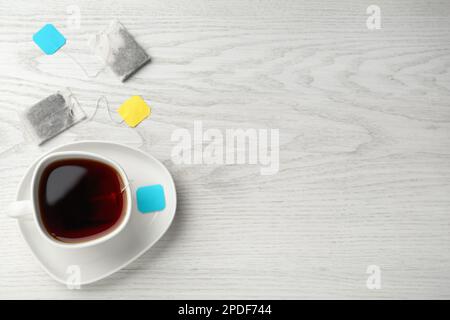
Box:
136;184;166;213
33;24;66;55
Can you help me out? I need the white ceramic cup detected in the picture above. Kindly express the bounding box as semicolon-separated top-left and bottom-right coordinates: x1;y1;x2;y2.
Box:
7;151;132;249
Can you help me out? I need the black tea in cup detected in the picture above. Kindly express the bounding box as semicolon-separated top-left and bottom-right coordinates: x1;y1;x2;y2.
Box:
38;158;127;243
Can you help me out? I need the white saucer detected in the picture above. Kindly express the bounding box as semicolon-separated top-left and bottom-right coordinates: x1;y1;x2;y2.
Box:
14;141;177;285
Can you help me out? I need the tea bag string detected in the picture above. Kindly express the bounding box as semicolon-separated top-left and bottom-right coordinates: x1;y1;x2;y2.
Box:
61;32;113;80
62;88;84;119
121;179;133;193
89;96;124;124
62;51;107;79
64;89;123;125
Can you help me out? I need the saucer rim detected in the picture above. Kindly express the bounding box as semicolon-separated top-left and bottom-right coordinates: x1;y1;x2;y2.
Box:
14;140;177;285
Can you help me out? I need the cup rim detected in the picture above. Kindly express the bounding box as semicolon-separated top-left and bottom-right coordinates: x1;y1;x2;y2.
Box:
30;151;132;249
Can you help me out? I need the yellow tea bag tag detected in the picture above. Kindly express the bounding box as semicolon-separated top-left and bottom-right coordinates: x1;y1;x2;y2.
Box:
117;96;151;127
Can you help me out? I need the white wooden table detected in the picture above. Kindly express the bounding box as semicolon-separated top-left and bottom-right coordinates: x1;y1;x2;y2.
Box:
1;0;449;299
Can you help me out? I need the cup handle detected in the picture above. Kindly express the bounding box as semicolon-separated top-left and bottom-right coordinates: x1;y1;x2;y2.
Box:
7;200;33;219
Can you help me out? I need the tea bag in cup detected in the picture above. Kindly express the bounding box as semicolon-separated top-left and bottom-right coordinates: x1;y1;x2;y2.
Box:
21;89;86;145
89;20;150;82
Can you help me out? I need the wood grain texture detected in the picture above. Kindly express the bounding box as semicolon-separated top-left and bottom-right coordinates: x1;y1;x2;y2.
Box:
1;0;450;299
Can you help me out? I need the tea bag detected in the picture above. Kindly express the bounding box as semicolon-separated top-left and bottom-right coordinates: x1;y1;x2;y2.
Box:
89;20;150;82
21;89;86;145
